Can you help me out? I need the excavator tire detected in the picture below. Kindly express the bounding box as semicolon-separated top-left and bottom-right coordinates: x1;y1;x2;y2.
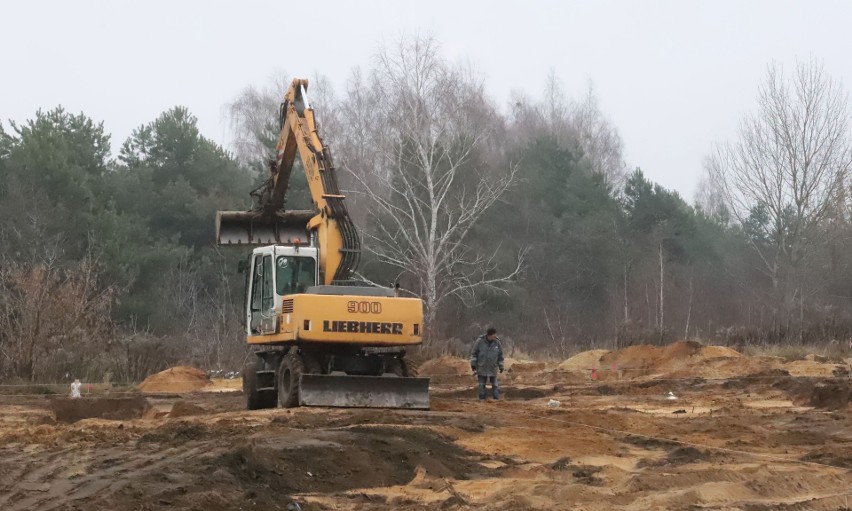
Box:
243;359;277;410
389;357;420;377
403;358;420;377
278;352;305;408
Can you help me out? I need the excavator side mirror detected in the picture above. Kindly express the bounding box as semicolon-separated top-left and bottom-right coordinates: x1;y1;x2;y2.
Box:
237;259;248;274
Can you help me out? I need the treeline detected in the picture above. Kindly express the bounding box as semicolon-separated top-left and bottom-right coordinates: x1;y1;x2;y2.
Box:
0;108;252;381
2;36;851;382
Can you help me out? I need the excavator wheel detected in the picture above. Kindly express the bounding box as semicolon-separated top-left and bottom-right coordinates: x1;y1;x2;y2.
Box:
389;356;420;377
403;358;420;377
243;359;277;410
278;352;306;408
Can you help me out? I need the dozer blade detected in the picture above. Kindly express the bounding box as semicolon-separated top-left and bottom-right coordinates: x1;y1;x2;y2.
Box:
216;210;315;245
299;374;430;410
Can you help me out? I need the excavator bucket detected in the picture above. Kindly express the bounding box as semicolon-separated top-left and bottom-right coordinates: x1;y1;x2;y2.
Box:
216;210;314;245
298;374;430;409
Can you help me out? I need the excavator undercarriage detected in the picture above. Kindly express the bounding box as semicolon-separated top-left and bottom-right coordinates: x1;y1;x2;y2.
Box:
244;347;429;410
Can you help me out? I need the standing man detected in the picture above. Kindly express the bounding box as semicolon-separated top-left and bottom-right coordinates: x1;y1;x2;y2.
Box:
470;327;504;401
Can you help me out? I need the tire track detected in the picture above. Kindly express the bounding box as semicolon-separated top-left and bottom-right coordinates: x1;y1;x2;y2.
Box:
2;443;208;511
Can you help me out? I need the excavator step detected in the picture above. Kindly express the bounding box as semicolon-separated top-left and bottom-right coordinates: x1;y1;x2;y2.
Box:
298;374;430;410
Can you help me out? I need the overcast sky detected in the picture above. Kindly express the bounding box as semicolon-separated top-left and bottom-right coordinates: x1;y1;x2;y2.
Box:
2;0;850;199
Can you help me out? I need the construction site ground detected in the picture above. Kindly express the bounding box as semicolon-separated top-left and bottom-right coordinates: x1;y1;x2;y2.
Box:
1;342;851;510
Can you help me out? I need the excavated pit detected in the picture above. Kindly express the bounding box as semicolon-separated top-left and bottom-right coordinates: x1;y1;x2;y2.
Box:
50;396;150;423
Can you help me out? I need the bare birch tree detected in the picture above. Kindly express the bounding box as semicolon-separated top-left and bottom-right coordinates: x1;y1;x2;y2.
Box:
224;71;290;167
706;58;852;333
340;35;522;338
509;73;625;186
224;71;337;167
571;84;627;187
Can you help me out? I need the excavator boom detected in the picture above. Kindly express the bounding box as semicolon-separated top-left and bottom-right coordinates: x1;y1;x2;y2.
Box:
216;79;359;285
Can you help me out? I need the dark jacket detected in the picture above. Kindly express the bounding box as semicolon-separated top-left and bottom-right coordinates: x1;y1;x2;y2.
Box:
470;334;504;377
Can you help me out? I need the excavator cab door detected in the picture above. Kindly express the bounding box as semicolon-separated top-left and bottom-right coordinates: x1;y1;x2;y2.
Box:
247;253;275;334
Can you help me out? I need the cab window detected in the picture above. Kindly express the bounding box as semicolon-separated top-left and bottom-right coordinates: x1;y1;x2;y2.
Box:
250;255;264;311
276;256;316;295
261;255;274;311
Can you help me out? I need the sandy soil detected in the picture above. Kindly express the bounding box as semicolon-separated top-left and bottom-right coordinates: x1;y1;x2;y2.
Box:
1;345;851;510
137;366;210;393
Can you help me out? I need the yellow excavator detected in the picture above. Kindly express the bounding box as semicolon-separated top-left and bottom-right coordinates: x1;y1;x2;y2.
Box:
216;78;429;410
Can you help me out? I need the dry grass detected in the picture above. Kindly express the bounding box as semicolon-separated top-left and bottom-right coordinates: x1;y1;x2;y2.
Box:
742;341;851;363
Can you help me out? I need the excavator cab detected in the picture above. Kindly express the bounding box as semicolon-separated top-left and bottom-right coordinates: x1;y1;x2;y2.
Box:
244;245;318;335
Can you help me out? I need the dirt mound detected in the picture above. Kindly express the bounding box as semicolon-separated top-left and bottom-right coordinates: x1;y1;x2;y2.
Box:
138;366;210;393
699;345;742;358
599;342;693;370
507;361;548;373
168;400;208;418
663;340;704;359
502;357;526;370
784;359;844;377
558;349;610;371
419;356;470;376
600;341;752;377
50;396;150;423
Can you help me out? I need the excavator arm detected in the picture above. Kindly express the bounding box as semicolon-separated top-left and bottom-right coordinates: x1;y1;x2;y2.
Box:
216;79;360;285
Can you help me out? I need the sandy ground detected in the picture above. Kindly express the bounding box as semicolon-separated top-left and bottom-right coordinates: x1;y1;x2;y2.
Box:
1;348;851;510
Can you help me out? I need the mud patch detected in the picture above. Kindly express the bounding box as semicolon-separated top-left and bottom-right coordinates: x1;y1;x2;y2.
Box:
777;378;852;410
806;381;851;410
623;434;679;449
571;464;604;485
550;456;573;470
801;449;852;469
721;369;791;389
596;384;619;395
548;457;603;484
639;446;712;467
139;420;207;444
431;386;554;401
666;446;710;464
50;396;150;423
215;426;491;494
